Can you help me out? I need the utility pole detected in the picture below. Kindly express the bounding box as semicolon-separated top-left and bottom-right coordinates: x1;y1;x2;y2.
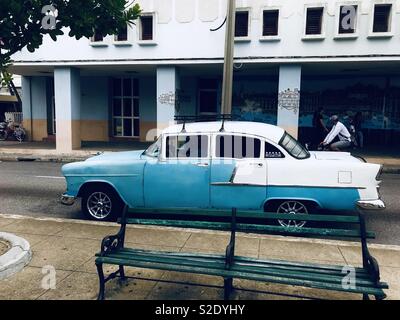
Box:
221;0;236;115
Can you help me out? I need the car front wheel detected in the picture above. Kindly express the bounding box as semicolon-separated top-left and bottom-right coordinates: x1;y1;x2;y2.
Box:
82;186;124;221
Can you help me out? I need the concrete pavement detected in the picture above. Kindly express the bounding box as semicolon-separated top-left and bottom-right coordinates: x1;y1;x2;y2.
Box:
0;214;399;300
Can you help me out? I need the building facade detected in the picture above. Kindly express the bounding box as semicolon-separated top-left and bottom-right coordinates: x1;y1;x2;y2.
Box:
10;0;400;152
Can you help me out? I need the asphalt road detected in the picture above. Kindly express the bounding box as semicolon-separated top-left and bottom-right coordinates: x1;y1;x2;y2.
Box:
0;161;399;245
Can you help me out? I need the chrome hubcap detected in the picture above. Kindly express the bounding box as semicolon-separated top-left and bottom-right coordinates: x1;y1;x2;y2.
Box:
87;192;112;219
277;201;308;228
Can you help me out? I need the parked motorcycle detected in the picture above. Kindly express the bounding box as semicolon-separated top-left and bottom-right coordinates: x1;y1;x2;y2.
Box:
0;120;26;142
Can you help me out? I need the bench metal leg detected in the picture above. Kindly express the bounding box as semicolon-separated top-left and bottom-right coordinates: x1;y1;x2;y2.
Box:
96;263;106;301
363;294;370;301
224;278;233;300
119;265;126;281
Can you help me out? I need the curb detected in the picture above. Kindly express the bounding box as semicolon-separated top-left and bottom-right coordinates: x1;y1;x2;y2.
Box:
0;232;32;280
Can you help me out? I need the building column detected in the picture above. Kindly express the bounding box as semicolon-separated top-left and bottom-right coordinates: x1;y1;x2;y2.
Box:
54;67;81;153
156;66;180;133
21;76;32;141
21;76;48;142
277;65;302;139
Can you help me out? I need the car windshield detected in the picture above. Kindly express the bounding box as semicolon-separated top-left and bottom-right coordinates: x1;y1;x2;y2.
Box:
144;136;161;158
279;132;310;160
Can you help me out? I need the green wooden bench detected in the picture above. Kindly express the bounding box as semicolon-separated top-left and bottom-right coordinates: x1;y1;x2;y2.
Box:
95;207;388;300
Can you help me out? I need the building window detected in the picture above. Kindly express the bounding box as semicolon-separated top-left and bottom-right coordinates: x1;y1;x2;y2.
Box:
235;11;249;38
198;79;218;115
263;10;279;36
373;4;392;33
338;5;358;34
112;78;140;138
139;15;154;41
305;7;324;35
91;29;104;42
115;24;128;42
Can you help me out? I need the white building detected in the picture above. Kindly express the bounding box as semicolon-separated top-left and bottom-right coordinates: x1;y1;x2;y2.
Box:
10;0;400;152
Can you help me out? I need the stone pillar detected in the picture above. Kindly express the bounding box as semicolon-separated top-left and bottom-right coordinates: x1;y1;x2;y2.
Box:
277;65;302;139
156;66;179;133
54;67;81;153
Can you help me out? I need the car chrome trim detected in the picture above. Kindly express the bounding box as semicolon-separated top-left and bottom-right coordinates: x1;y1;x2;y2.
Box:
60;194;76;206
357;199;386;210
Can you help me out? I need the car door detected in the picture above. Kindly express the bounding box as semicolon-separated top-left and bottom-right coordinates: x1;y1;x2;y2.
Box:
143;134;211;208
210;134;268;210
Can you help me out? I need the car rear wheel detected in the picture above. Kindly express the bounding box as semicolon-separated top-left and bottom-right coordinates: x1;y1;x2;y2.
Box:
276;200;309;228
82;186;124;221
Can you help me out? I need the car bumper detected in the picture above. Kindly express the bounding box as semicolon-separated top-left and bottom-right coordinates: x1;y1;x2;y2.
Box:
61;194;76;206
357;199;386;210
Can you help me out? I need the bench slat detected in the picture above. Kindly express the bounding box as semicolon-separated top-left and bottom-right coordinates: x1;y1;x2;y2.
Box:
101;247;371;279
128;208;360;223
97;250;375;287
124;218;375;239
96;256;386;296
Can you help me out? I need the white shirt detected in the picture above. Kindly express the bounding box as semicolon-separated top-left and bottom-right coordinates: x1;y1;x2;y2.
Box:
323;121;351;145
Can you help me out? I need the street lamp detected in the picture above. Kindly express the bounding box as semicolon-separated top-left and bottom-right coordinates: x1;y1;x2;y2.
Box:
221;0;236;116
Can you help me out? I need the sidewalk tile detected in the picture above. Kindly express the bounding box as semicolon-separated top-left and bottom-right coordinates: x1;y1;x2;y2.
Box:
39;271;159;300
56;223;120;240
233;279;359;300
29;236;99;271
12;233;51;247
0;217;17;228
124;227;191;247
183;233;259;257
0;266;71;300
380;266;400;300
1;219;66;236
78;256;166;280
146;281;223;300
339;246;400;268
259;239;346;263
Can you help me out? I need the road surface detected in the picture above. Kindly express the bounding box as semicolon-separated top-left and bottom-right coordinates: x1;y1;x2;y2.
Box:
0;161;399;245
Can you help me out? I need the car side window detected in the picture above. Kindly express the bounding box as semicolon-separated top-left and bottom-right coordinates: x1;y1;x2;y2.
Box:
216;135;261;159
265;142;285;159
166;135;209;159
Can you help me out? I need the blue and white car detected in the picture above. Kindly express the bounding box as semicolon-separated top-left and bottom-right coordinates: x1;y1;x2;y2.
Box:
61;121;385;223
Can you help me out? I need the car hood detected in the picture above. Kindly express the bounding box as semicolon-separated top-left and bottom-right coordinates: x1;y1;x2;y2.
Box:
86;150;145;162
310;151;363;162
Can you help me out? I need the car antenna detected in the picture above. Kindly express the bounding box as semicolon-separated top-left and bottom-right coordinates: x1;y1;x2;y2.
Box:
219;114;231;132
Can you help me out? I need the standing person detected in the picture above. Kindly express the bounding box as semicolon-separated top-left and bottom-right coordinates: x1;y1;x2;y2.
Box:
352;111;364;148
312;108;328;150
320;115;352;151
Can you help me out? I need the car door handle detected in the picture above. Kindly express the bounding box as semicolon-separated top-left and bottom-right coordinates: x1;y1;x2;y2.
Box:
250;163;264;168
195;163;209;167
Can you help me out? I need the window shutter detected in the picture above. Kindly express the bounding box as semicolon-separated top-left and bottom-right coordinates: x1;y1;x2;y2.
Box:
235;11;249;37
263;10;279;36
373;4;391;33
306;7;324;35
141;16;153;40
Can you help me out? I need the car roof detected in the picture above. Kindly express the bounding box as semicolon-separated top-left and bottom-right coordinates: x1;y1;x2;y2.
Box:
162;121;285;144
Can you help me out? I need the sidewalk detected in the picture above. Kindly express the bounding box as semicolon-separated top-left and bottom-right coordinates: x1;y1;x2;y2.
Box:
0;214;399;300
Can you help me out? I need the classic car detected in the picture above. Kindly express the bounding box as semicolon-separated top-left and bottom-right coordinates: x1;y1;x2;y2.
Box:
61;121;385;225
